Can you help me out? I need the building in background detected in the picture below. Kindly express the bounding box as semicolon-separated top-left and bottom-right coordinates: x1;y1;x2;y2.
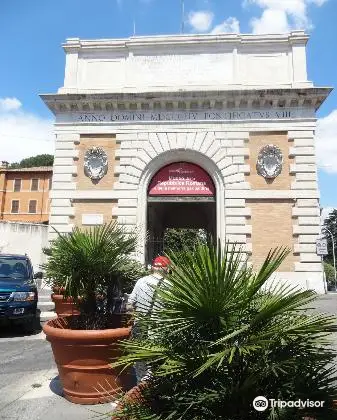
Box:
42;31;329;293
0;162;53;224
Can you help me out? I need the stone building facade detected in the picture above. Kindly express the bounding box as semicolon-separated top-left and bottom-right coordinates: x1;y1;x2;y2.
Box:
41;31;330;293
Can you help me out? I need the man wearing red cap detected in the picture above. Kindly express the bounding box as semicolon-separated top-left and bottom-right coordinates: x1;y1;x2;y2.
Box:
128;255;170;315
128;255;170;383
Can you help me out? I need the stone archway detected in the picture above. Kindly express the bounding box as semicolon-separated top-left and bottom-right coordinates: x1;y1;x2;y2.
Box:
146;162;216;263
136;149;225;263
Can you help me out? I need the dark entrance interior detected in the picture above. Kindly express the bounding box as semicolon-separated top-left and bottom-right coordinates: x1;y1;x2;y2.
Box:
146;198;216;264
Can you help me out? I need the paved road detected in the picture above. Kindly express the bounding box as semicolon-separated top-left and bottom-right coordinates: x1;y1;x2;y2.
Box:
0;293;336;419
0;326;114;419
310;293;337;316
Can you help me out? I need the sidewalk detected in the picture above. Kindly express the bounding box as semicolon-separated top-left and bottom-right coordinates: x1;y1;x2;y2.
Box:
0;367;116;420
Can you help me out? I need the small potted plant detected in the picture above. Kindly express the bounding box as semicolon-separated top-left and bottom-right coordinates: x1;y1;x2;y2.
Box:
43;241;81;316
43;221;147;404
111;243;337;419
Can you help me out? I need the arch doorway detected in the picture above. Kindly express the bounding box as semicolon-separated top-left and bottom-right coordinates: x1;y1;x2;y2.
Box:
146;162;216;264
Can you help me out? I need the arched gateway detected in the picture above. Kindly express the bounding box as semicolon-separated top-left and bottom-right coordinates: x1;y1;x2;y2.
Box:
146;162;216;263
135;149;226;265
43;31;329;293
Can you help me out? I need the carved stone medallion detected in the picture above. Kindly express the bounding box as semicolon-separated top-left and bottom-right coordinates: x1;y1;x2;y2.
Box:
84;147;108;181
256;144;283;179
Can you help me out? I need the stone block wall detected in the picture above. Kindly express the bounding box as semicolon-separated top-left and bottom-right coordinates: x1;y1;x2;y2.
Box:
48;122;324;292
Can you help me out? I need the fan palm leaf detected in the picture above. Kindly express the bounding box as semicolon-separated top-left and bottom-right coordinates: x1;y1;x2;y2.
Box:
44;221;140;324
111;241;337;419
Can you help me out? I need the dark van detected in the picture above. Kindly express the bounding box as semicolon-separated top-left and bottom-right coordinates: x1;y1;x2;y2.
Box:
0;254;42;332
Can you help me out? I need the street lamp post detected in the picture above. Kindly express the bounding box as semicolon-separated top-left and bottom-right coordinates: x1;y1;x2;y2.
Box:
323;227;337;290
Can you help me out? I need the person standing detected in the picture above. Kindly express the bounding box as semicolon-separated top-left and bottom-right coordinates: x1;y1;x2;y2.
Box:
127;255;170;383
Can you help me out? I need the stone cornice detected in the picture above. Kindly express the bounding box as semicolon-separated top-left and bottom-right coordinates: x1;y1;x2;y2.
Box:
63;31;309;52
40;87;332;115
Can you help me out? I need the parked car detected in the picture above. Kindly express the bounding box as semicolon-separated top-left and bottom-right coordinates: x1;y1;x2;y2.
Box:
0;254;42;332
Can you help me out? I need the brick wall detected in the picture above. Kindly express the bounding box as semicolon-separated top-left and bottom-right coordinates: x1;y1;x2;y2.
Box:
72;200;117;227
247;200;299;272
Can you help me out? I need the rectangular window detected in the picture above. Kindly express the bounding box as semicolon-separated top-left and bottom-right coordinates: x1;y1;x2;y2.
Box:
31;178;39;191
13;179;21;192
28;200;37;214
11;200;19;213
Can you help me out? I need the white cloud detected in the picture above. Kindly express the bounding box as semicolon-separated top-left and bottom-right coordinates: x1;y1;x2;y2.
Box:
245;0;329;34
188;10;214;32
0;97;54;163
316;109;337;174
0;97;22;112
250;9;290;33
211;17;240;34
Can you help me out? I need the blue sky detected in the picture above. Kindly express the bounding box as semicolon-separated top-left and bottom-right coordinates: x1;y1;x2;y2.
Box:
0;0;336;211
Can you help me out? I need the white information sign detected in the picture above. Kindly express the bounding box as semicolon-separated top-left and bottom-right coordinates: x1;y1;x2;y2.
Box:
82;214;104;226
316;238;328;256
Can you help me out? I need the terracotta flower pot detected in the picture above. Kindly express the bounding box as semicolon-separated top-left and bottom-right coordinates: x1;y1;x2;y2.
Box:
51;293;81;316
111;383;147;420
43;316;134;404
52;286;65;294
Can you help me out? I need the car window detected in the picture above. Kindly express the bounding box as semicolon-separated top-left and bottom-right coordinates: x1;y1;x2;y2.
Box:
0;259;30;279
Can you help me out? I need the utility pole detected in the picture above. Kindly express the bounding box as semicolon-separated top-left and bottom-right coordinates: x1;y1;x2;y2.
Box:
133;0;136;36
181;0;185;34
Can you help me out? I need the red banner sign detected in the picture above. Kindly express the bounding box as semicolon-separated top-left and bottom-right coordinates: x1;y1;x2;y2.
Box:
148;162;215;196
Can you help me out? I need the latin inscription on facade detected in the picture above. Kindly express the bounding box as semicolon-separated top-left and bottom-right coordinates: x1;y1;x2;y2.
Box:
57;108;314;124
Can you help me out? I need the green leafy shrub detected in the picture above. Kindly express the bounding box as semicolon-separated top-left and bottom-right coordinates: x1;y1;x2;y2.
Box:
43;222;146;329
112;242;337;419
163;228;208;253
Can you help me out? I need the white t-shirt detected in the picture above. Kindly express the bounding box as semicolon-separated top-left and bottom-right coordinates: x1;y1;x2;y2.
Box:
128;272;163;314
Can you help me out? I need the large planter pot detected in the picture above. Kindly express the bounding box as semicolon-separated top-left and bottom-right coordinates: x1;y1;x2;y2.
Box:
43;317;134;404
111;384;146;420
51;293;81;316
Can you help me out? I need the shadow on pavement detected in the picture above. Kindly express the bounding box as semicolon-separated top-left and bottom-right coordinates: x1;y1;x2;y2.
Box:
0;311;42;338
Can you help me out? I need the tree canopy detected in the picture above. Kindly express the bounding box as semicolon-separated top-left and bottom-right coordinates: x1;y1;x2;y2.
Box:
323;208;337;266
164;228;208;253
9;154;54;169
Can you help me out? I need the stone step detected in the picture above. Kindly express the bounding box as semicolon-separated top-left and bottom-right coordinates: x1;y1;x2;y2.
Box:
38;301;55;312
38;294;52;301
38;289;52;296
40;311;57;322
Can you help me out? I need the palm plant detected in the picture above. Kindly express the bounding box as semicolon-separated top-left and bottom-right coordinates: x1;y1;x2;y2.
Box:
112;242;337;419
44;221;146;329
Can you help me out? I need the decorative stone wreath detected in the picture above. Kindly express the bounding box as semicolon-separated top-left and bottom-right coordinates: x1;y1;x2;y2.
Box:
256;144;283;179
84;146;108;181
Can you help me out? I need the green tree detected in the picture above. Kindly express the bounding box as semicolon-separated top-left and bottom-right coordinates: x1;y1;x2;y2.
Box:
163;228;208;253
10;154;54;168
324;262;336;289
323;209;337;266
112;243;337;419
